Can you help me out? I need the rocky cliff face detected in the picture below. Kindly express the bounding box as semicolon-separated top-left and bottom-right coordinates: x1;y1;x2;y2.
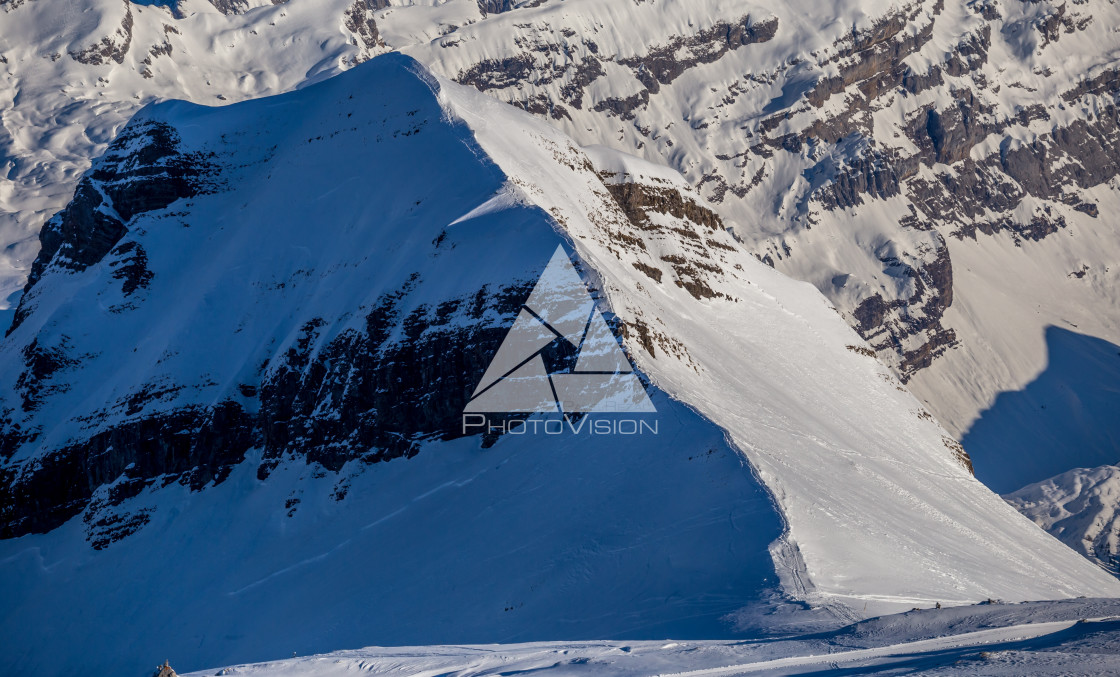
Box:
13;120;215;323
0;57;736;543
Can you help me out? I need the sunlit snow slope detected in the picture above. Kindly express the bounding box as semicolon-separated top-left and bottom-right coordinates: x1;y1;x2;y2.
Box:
1;53;1116;676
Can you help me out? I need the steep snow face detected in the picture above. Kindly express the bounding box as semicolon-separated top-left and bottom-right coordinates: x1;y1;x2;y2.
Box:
2;54;1119;675
1007;465;1120;576
439;61;1120;614
1;399;788;676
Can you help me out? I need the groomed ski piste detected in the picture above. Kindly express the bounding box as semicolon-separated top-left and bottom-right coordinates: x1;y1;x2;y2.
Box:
185;599;1120;676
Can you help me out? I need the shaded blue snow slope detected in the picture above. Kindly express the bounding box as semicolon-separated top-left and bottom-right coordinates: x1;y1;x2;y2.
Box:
0;54;786;677
964;327;1120;494
0;392;785;676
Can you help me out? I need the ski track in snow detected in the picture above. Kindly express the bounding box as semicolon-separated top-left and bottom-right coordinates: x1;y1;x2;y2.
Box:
232;467;493;595
653;621;1077;676
182;602;1120;676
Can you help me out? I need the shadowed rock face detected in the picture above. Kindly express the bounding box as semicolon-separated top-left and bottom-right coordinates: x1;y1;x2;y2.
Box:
0;277;532;539
0;401;254;539
478;0;513;15
253;279;533;478
10;121;215;334
0;110;537;538
0;63;729;546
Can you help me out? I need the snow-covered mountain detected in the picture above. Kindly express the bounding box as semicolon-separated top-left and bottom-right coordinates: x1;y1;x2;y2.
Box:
1007;465;1120;576
2;52;1117;676
4;0;1120;672
395;0;1120;477
3;0;1119;501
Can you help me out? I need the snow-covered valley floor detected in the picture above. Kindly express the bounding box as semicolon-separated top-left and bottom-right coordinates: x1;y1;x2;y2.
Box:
186;599;1120;676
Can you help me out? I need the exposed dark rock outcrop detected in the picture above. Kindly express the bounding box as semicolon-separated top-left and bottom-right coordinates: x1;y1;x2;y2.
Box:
812;146;916;210
255;278;533;477
344;0;389;53
69;1;133;65
478;0;513;15
599;176;733;302
902;103;1120;244
617;15;779;95
0;129;745;542
0;265;535;539
603;181;724;232
708;0;1120;376
1063;67;1120;102
109;241;154;297
9;120;216;334
0;401;254;538
850;233;956;381
455;15;775;122
803;0;939;112
205;0;248;14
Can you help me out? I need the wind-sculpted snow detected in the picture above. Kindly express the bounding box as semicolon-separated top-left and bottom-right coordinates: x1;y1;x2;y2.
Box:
2;53;1117;676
